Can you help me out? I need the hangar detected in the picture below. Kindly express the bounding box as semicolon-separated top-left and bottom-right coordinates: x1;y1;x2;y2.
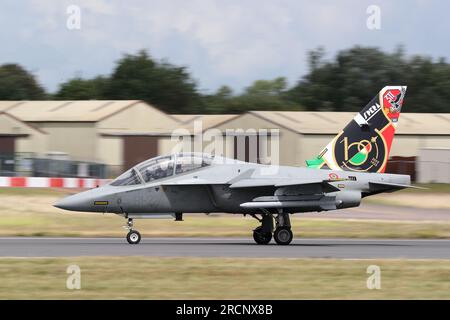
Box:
0;111;47;175
0;100;180;176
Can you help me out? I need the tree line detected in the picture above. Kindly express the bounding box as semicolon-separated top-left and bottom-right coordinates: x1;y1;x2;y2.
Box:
1;46;449;114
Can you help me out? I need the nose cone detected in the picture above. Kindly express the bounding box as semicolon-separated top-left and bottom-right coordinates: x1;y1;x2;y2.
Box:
54;193;89;211
54;186;117;213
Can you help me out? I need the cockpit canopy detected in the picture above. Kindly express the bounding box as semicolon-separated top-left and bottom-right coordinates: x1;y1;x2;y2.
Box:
110;153;214;186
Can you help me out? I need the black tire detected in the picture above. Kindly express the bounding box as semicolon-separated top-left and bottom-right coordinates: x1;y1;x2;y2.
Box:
274;227;293;245
253;226;272;245
126;230;141;244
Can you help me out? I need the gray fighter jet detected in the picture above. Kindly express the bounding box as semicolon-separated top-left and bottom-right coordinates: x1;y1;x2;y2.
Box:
55;86;420;245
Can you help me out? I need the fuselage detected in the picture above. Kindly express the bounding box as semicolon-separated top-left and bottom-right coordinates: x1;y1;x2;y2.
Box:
54;155;410;217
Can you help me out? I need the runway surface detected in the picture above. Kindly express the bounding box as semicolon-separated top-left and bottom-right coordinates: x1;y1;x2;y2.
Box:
0;237;449;259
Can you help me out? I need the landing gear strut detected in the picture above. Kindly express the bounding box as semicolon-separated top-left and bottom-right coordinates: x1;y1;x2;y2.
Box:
252;214;273;245
124;218;141;244
273;213;293;245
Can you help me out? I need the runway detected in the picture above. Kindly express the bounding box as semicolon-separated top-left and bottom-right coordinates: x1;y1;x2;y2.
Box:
0;237;449;259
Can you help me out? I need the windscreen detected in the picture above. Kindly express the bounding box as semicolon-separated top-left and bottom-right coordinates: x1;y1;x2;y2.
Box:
110;169;141;186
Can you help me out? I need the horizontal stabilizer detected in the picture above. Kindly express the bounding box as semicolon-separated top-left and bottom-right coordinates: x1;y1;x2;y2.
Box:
369;182;426;193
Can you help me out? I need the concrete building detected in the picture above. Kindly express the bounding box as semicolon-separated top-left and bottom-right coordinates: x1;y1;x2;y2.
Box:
0;111;47;156
417;148;450;183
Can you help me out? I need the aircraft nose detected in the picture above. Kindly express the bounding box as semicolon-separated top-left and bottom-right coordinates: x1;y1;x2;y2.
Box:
53;193;91;211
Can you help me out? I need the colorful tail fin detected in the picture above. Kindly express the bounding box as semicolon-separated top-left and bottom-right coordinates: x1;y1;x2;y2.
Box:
306;86;407;173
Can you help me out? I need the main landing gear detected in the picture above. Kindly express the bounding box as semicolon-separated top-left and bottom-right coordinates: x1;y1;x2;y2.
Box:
251;212;293;245
125;218;141;244
274;213;293;245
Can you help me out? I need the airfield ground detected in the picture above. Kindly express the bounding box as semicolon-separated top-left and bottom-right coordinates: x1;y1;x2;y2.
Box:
0;257;449;299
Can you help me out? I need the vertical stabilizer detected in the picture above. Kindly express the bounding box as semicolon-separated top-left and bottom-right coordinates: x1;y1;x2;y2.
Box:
306;86;407;173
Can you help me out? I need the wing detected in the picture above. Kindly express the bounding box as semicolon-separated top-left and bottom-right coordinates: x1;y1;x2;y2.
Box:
229;178;341;192
232;177;344;210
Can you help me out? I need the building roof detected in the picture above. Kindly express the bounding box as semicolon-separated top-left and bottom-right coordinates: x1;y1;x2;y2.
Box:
172;114;200;124
0;100;157;122
0;112;47;135
98;127;176;136
249;111;450;135
172;114;240;132
0;100;449;135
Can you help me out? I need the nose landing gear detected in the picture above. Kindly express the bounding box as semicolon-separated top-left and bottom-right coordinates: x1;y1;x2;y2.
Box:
251;213;273;245
124;218;141;244
253;226;272;245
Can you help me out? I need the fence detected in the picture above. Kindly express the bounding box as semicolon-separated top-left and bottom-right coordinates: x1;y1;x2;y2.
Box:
0;153;108;178
1;153;449;182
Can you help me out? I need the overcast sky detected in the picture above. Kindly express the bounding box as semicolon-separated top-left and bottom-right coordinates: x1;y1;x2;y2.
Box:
1;0;449;94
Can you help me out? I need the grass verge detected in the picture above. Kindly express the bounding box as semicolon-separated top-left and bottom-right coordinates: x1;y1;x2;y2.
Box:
0;257;449;299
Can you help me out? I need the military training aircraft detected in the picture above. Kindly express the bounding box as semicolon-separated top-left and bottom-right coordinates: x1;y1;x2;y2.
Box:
55;85;419;245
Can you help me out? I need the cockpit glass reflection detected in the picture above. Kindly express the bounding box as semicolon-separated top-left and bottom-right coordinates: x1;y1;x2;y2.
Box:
136;156;174;183
175;153;211;174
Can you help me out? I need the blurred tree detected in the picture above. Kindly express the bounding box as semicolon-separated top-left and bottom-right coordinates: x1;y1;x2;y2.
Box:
0;64;46;100
201;86;234;113
3;47;449;114
287;45;450;113
54;76;109;100
245;77;287;96
233;77;301;112
215;85;233;99
202;78;303;113
105;50;202;113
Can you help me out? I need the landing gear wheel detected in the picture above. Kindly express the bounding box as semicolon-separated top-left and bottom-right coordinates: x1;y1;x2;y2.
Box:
274;227;293;245
253;226;272;245
126;230;141;244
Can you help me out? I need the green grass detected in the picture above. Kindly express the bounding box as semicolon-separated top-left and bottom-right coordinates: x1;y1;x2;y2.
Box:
0;257;449;299
0;187;70;196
